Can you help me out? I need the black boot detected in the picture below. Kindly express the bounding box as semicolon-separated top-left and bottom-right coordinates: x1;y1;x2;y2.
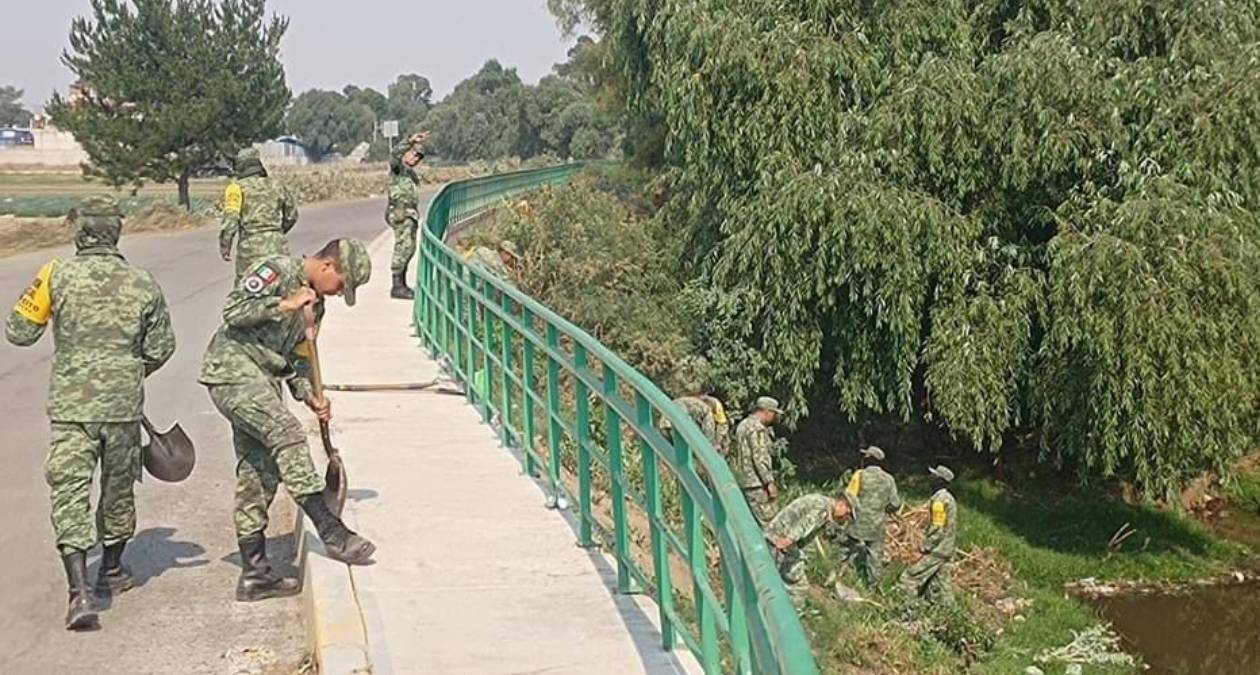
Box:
390;272;414;300
299;495;376;565
97;540;134;594
61;549;98;631
236;533;301;602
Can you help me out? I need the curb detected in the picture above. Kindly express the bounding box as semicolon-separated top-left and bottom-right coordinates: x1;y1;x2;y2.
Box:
296;508;372;674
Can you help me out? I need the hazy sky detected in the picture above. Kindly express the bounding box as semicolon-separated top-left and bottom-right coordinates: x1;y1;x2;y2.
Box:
3;0;576;110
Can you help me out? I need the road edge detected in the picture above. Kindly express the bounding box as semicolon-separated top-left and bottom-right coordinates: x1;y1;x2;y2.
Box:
296;507;372;675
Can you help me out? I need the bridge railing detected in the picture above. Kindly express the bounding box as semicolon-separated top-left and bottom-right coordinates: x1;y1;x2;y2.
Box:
414;164;819;675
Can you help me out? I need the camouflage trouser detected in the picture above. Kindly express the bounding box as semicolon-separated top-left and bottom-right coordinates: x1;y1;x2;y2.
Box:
45;421;142;552
208;380;324;538
742;487;778;525
389;215;418;276
775;547;809;611
234;233;290;279
899;553;954;605
838;535;884;587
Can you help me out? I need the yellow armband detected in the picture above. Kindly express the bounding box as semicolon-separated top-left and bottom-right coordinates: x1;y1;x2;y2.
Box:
846;471;862;498
14;259;58;325
293;340;312;359
931;500;948;527
224;182;243;215
710;399;728;425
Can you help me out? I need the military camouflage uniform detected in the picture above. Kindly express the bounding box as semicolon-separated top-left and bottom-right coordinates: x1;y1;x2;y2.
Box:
840;465;902;585
900;487;957;604
464;246;511;279
659;396;730;455
386;146;421;276
199;242;370;538
220;149;299;278
733;415;778;524
765;494;847;610
5;196;175;552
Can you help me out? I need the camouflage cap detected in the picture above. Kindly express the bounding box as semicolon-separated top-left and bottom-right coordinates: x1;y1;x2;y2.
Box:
754;396;783;415
860;445;885;461
928;465;955;482
338;238;372;306
235;146;266;179
498;239;522;258
73;194;123;249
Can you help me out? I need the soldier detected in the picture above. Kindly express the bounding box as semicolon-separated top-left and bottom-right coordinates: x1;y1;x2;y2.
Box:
766;492;855;611
899;465;958;605
219;147;300;279
385;131;430;299
660;395;730;455
199;238;376;601
840;445;902;586
464;239;520;280
733;396;784;524
5;195;176;630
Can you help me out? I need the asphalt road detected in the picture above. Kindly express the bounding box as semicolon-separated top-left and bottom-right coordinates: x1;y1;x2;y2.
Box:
0;196;419;674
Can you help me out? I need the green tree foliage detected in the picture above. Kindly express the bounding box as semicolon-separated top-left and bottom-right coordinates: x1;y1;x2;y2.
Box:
425;55;618;162
49;0;289;207
343;84;388;118
0;86;33;126
492;169;689;379
562;0;1260;494
286;89;374;157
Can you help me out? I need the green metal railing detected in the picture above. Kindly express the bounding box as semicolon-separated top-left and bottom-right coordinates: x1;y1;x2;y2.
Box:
413;165;819;675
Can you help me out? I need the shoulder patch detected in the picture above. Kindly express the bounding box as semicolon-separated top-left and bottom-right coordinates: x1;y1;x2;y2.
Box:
243;261;281;294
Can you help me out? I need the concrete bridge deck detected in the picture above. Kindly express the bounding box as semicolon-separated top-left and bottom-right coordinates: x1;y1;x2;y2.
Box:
303;232;701;675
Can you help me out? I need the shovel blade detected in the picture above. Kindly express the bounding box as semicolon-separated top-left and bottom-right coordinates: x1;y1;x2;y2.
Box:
142;419;196;482
323;454;348;516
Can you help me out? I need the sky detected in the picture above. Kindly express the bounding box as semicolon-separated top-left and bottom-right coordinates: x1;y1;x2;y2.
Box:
2;0;577;110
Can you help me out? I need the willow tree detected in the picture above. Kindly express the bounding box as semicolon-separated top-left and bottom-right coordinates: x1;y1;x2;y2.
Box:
558;0;1260;494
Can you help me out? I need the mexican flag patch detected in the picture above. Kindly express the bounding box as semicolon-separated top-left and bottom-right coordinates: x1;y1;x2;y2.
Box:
244;262;280;294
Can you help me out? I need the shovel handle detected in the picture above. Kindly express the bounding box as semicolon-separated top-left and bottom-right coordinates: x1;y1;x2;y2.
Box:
141;415;158;436
302;310;339;460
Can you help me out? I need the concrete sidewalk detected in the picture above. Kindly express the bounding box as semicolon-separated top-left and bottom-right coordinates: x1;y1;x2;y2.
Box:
302;233;701;675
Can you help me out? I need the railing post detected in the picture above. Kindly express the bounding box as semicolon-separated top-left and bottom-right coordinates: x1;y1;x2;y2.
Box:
602;366;632;593
500;289;516;450
544;324;563;499
718;496;753;675
637;393;674;650
676;435;719;671
521;308;538;477
479;277;495;422
575;345;594;548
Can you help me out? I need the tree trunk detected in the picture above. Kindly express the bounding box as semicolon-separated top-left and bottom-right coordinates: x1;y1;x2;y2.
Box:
177;169;191;211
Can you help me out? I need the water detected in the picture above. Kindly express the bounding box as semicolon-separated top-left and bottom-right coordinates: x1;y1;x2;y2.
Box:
1094;581;1260;675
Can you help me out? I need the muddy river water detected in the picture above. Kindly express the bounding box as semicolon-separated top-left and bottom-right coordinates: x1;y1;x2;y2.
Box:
1093;581;1260;674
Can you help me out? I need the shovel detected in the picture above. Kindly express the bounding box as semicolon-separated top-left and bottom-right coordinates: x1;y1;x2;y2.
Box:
141;415;196;482
304;312;348;516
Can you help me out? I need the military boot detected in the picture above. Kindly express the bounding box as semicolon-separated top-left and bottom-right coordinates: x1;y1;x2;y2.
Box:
299;495;376;565
390;272;414;300
236;533;301;602
61;549;98;631
96;540;134;594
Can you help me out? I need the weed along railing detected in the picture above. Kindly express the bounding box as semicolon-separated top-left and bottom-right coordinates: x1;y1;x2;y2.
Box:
414;165;819;675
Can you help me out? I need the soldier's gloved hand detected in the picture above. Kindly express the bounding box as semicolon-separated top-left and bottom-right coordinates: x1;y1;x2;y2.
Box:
767;483;780;500
306;395;332;422
279;286;318;313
